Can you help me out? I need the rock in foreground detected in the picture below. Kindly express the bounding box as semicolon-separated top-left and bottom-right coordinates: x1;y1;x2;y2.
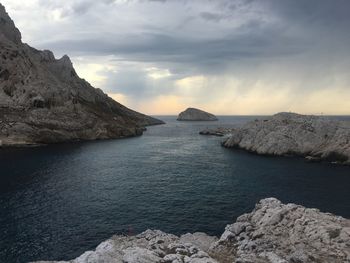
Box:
223;112;350;164
0;4;163;147
34;198;350;263
177;108;218;121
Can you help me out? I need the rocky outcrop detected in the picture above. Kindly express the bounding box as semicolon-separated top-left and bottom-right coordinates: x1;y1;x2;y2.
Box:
211;197;350;263
199;128;235;137
177;108;218;121
35;230;219;263
223;112;350;164
34;198;350;263
0;4;163;146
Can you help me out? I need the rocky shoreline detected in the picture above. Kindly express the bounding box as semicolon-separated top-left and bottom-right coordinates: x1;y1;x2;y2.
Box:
34;198;350;263
199;128;235;137
0;4;163;147
222;112;350;165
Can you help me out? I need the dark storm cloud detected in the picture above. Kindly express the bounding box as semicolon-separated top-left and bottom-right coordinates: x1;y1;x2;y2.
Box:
199;12;227;22
42;27;306;76
266;0;350;24
35;0;350;75
5;0;350;113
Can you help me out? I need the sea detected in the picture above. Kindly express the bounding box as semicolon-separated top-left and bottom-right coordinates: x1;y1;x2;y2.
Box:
0;116;349;262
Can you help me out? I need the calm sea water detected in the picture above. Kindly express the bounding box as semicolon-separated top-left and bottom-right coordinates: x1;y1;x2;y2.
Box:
0;116;350;263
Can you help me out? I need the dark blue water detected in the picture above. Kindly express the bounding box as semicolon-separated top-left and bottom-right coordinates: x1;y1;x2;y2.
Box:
0;116;349;263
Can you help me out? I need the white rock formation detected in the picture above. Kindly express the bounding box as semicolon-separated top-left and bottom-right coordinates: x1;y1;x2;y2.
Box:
34;198;350;263
0;4;163;147
223;112;350;164
211;197;350;263
34;230;219;263
177;108;218;121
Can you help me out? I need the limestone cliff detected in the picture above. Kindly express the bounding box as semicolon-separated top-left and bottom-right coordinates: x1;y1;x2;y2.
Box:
0;4;163;146
223;112;350;164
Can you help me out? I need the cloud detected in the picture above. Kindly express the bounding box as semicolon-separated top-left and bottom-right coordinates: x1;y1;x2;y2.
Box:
2;0;350;114
199;12;227;22
148;0;168;3
37;0;117;17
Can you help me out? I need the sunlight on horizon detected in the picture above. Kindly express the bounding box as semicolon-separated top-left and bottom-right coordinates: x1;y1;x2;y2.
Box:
3;0;350;116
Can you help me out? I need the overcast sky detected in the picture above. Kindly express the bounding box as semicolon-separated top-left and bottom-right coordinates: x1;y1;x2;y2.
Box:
3;0;350;114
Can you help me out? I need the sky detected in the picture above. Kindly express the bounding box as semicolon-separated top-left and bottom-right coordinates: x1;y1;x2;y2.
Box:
2;0;350;115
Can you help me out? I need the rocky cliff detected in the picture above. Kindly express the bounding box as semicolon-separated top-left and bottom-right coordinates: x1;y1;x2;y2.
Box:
223;112;350;164
177;108;218;121
0;4;163;146
34;198;350;263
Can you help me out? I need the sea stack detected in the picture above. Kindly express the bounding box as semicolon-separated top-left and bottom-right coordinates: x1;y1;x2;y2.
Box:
177;108;218;121
0;4;163;147
223;112;350;164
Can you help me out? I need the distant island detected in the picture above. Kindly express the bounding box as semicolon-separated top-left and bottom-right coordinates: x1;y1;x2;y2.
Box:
0;4;163;147
177;108;218;121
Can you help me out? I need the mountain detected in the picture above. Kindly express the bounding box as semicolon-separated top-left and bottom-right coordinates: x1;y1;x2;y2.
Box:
177;108;218;121
0;4;164;146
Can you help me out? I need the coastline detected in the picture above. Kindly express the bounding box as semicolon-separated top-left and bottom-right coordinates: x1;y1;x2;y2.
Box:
33;198;350;263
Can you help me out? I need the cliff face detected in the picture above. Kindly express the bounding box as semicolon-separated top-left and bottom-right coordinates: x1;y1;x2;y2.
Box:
177;108;218;121
34;198;350;263
0;4;163;146
223;112;350;164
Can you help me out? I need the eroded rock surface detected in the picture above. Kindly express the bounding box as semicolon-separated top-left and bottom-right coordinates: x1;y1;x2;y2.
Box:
177;108;218;121
34;198;350;263
0;4;163;146
223;112;350;164
34;230;219;263
211;198;350;263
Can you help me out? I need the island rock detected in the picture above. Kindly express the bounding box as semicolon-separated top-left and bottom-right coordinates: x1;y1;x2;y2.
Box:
177;108;218;121
223;112;350;164
0;4;163;147
34;198;350;263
